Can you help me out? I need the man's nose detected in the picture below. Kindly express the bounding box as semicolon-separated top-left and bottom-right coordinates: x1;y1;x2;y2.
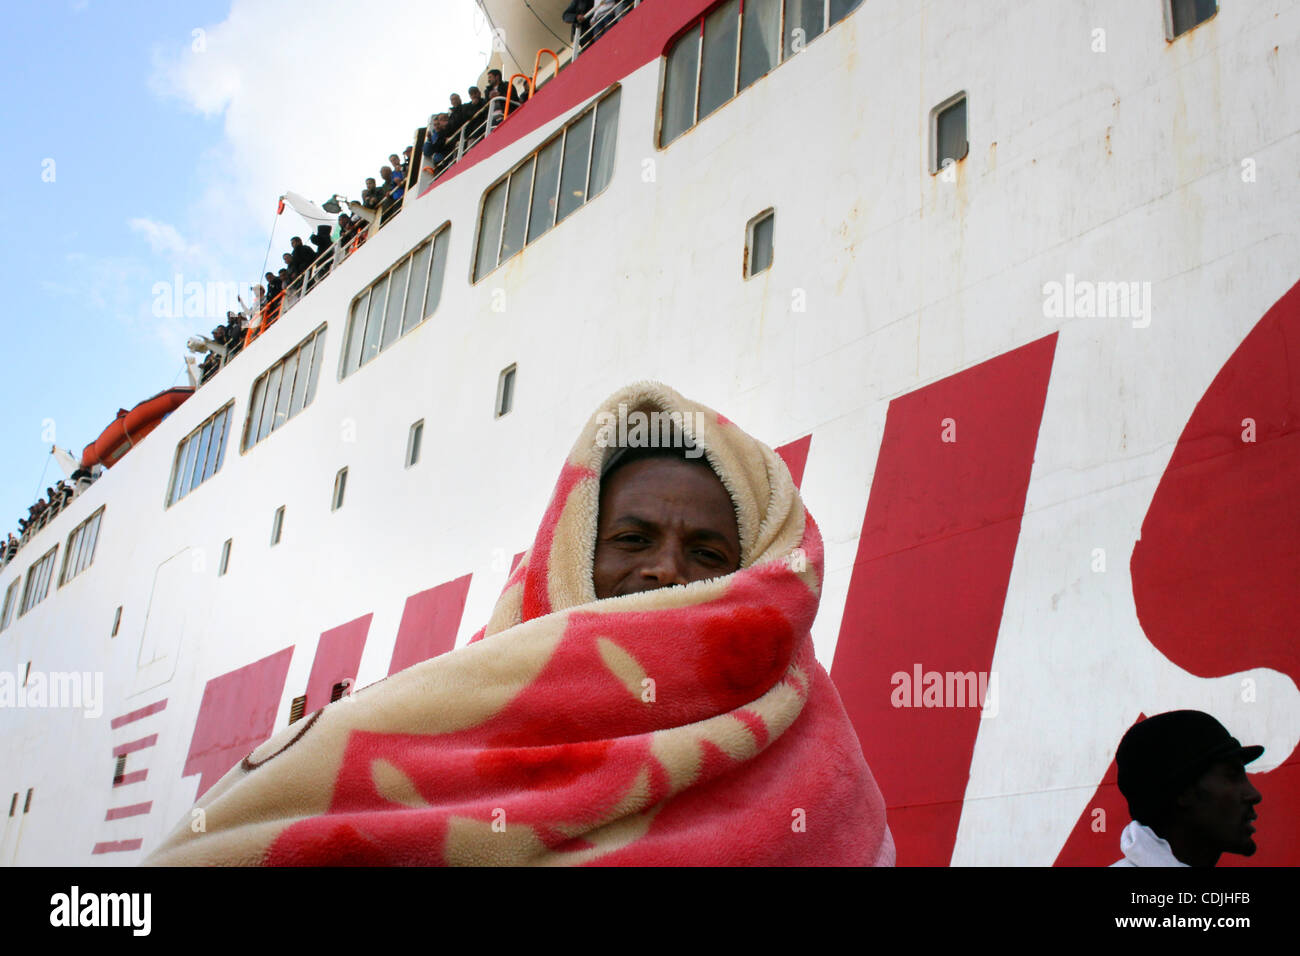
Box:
640;544;689;588
1244;778;1262;805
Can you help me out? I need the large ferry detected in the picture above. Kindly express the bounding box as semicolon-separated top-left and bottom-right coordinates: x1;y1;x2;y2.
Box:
1;0;1297;867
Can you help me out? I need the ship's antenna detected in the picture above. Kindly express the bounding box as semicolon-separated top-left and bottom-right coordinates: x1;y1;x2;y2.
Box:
30;451;51;505
257;200;281;290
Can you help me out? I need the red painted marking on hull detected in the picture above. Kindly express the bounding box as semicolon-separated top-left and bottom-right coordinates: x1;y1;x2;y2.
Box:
110;699;167;729
91;839;143;854
416;0;719;200
305;614;371;713
775;435;812;489
831;334;1058;866
104;801;152;821
388;574;473;675
113;769;148;787
182;647;295;799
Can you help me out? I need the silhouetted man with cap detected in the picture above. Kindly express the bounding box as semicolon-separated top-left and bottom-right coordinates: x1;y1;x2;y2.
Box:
1112;710;1263;867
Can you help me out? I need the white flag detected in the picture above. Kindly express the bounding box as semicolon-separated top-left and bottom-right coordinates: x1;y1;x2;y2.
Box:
281;191;335;231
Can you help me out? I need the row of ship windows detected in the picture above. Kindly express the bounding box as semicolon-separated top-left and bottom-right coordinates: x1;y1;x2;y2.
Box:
0;1;1216;629
0;356;520;618
0;507;104;629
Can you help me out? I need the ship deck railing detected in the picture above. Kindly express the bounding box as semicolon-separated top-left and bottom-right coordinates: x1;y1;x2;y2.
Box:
571;0;640;61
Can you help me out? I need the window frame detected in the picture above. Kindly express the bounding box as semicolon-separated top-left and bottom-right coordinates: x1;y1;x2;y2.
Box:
242;325;327;453
1164;0;1217;40
929;90;969;175
744;208;776;278
0;579;19;631
59;506;105;588
340;224;451;380
406;420;424;468
472;87;621;283
167;402;234;508
332;468;348;512
496;365;518;419
658;0;864;148
19;547;58;617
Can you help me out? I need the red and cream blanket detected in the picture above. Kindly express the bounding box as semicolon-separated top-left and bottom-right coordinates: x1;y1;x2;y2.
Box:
145;383;893;865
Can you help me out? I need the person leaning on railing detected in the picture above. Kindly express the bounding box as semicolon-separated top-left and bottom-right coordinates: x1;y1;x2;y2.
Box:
423;113;456;164
563;0;594;45
361;177;384;210
482;69;523;124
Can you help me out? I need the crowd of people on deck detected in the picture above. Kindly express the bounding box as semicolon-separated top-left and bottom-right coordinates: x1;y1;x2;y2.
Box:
422;69;530;170
3;476;96;570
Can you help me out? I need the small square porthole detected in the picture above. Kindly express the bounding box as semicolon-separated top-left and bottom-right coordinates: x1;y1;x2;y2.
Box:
113;754;127;785
218;538;232;576
7;793;15;817
23;788;33;813
330;679;352;703
271;506;286;546
1166;0;1216;39
288;694;307;724
406;420;424;468
930;92;969;174
332;468;348;512
745;209;775;278
496;365;517;418
111;605;122;637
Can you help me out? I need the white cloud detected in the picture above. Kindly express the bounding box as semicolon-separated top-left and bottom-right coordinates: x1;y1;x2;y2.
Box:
129;217;201;260
149;0;493;270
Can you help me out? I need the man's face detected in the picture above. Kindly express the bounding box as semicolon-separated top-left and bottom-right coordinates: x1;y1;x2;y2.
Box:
1181;757;1262;856
593;457;741;600
450;94;462;107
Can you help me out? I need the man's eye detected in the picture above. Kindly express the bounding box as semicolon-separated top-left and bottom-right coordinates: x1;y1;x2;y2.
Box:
615;533;648;545
695;549;725;564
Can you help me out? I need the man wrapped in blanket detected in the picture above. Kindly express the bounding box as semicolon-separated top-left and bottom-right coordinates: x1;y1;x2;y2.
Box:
145;382;894;865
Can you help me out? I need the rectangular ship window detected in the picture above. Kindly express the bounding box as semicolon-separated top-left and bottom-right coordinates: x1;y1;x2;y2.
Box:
699;1;739;122
271;506;286;546
0;579;18;631
332;468;348;512
931;92;969;174
288;694;307;724
746;209;775;277
342;225;451;378
59;506;105;587
474;88;620;282
406;420;424;468
167;403;233;507
662;0;862;146
218;538;232;576
496;365;517;418
19;547;58;617
1167;0;1216;39
243;325;326;451
111;605;122;637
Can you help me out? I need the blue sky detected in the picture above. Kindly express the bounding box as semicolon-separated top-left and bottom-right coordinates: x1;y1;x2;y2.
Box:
0;1;489;538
